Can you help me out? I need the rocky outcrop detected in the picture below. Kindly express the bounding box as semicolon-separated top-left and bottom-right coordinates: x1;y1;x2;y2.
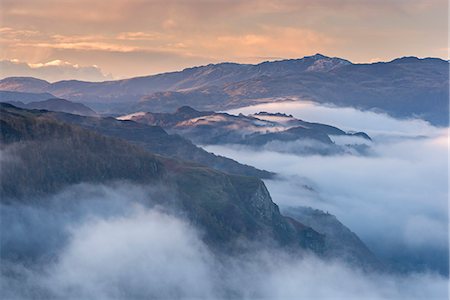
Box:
283;206;384;271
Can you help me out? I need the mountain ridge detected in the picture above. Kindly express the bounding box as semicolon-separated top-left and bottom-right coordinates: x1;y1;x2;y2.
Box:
0;103;273;179
1;54;448;125
1;54;445;85
118;106;371;155
2;98;97;116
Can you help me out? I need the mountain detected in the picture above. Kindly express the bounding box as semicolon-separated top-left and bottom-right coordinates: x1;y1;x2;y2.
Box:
2;97;97;116
1;104;382;271
119;106;371;155
2;103;272;179
0;54;349;97
0;103;321;252
135;56;449;126
0;54;447;125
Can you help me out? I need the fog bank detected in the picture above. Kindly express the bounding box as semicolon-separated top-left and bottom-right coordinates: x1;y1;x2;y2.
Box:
1;183;448;299
228;100;438;137
207;101;449;274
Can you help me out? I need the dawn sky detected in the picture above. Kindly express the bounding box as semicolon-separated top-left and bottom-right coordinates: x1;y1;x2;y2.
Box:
0;0;448;81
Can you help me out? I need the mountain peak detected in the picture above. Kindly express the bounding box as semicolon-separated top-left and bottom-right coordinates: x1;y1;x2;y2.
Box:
301;54;352;72
307;53;329;60
176;106;199;114
390;56;420;64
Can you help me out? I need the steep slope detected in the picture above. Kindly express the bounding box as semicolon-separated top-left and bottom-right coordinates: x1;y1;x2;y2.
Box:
1;55;447;125
283;207;383;271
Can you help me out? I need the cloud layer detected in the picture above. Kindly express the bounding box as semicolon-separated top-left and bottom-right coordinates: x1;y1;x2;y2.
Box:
1;183;447;299
1;0;447;79
0;59;112;82
208;101;449;274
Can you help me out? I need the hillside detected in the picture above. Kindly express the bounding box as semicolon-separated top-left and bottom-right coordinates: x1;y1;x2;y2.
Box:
0;105;302;247
0;104;163;198
42;107;274;178
0;104;384;270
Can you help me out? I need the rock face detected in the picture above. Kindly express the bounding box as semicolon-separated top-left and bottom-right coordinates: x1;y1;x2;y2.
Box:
1;55;447;125
283;207;383;271
120;106;371;155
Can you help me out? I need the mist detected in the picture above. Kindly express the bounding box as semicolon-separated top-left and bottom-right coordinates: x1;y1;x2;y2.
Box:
1;183;448;299
228;100;438;137
206;101;449;275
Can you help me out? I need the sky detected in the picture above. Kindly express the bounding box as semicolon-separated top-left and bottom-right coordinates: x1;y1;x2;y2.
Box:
0;0;448;80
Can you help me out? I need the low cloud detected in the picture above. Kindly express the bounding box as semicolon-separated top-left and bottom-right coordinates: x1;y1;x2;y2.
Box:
208;101;449;275
0;59;113;82
1;183;447;299
228;100;437;137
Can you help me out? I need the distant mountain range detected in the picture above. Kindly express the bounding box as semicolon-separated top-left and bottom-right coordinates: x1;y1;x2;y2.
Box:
119;106;371;155
1;54;448;125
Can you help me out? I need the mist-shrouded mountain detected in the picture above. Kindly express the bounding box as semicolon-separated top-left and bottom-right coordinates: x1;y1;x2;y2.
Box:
1;54;448;125
119;106;371;155
0;103;383;271
0;103;315;248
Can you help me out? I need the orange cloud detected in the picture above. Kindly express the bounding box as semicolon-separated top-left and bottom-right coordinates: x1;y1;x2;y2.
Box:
0;0;446;79
27;41;138;53
202;27;333;60
0;58;112;82
117;32;163;41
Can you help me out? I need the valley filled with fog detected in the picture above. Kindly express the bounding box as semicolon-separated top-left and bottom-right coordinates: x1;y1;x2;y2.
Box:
206;100;449;276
